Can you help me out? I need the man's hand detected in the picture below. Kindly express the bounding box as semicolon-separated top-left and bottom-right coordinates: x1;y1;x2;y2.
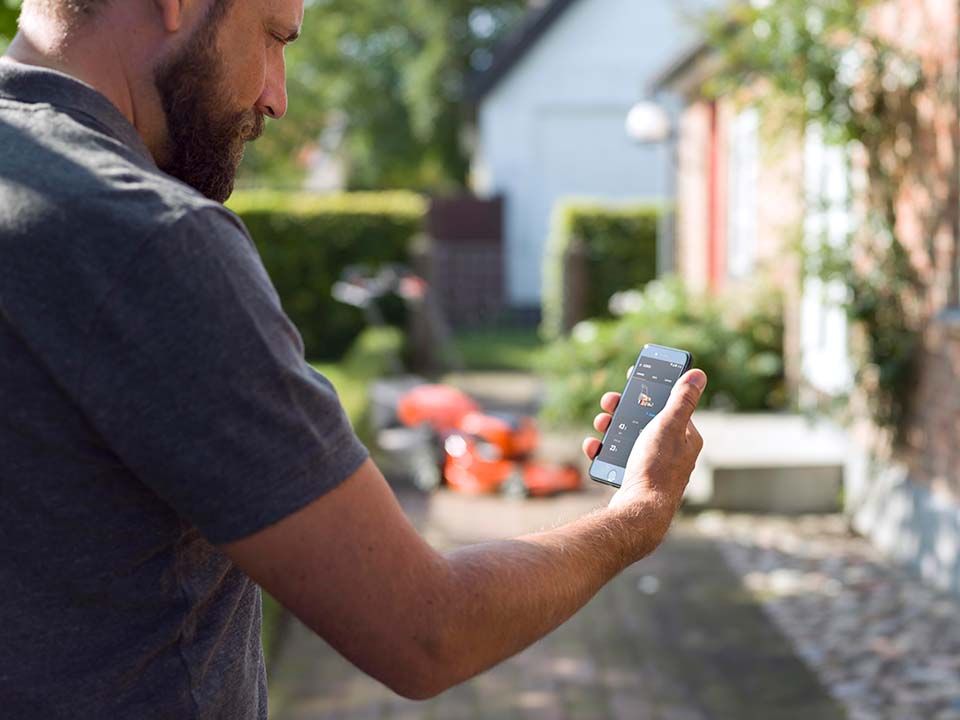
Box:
582;367;707;549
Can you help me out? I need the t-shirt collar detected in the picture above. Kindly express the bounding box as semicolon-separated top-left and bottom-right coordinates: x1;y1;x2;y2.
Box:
0;58;155;165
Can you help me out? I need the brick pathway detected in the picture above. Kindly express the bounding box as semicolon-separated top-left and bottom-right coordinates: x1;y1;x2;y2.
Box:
266;484;845;720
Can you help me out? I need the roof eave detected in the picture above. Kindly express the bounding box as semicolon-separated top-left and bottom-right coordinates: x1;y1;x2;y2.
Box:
467;0;582;103
649;41;716;96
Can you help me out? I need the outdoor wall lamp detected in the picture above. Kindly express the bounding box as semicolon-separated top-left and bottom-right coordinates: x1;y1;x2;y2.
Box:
625;100;673;144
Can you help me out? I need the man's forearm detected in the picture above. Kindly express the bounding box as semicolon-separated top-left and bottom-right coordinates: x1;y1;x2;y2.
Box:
423;501;671;693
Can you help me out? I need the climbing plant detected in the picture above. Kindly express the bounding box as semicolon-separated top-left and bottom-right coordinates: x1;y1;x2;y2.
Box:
705;0;957;442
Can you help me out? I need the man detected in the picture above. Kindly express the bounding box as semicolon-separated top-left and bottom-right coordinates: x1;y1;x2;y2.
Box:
0;0;707;717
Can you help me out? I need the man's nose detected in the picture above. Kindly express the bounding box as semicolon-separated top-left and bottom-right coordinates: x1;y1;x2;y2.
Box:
256;63;288;119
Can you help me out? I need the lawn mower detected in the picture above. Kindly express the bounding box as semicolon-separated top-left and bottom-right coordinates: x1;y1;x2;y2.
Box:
334;265;582;498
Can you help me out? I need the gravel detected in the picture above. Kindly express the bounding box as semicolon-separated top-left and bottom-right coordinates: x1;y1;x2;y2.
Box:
695;512;960;720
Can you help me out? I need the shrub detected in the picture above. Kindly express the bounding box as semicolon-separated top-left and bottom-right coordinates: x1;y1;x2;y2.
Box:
541;201;661;340
538;277;787;427
227;191;427;360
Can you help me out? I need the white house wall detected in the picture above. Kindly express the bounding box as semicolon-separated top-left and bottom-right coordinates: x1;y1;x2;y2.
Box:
475;0;714;306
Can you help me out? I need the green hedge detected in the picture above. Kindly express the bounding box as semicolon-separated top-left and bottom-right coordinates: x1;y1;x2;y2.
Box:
227;191;427;360
538;277;787;427
542;201;661;339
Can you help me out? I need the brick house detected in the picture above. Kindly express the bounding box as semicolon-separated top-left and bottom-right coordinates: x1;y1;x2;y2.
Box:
654;0;960;593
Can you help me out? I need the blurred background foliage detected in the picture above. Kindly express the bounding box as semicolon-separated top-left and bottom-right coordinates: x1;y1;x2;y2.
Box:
541;201;661;340
240;0;525;191
539;278;787;428
0;0;19;46
225;191;426;360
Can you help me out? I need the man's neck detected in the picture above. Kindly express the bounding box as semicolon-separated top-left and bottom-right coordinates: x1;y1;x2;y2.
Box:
3;14;167;163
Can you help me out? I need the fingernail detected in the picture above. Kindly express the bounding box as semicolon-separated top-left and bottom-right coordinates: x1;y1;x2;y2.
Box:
686;371;707;390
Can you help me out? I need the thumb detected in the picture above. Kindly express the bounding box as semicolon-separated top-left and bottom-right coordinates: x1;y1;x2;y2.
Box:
660;369;707;429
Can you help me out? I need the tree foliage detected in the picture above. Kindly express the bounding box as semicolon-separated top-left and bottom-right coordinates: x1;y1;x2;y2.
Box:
0;0;20;46
240;0;525;191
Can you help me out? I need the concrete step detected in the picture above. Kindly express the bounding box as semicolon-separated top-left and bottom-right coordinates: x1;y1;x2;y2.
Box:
686;412;849;514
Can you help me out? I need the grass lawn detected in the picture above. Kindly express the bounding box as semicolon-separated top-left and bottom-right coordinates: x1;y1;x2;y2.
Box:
261;589;285;665
310;362;372;427
452;327;545;372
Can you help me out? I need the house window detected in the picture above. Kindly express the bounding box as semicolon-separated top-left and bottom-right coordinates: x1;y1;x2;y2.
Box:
801;123;854;396
726;107;760;280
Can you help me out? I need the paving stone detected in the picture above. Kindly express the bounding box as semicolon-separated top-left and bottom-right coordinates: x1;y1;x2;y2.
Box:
696;511;960;720
266;490;846;719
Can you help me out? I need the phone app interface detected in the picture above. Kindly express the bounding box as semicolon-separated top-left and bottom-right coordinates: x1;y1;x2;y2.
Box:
597;356;685;467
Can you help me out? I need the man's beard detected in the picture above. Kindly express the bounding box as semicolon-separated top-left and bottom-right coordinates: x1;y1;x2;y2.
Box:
154;9;264;203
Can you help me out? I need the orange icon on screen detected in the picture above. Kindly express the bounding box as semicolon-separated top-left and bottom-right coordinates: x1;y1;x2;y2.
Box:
638;383;654;408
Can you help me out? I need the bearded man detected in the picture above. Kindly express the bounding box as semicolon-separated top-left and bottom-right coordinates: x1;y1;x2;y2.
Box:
0;2;707;718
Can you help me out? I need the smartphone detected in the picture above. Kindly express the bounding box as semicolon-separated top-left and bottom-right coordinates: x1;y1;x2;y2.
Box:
589;344;693;489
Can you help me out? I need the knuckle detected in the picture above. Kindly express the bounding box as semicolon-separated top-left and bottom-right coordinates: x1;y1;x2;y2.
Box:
690;425;703;445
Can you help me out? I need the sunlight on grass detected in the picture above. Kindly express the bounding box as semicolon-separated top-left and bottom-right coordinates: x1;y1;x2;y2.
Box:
453;327;545;372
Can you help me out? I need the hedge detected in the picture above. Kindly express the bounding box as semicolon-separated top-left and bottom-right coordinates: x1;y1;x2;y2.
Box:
541;201;661;339
226;191;427;360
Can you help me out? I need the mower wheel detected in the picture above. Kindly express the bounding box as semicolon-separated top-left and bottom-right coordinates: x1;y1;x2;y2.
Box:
501;470;529;501
411;453;442;493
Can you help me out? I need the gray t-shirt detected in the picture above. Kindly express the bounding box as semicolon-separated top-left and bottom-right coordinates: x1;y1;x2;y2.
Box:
0;60;369;718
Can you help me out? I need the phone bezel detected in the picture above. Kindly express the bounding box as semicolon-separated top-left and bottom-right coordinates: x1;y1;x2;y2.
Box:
588;344;693;489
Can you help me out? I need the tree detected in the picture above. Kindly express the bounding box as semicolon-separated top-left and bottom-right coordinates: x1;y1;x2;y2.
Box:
0;0;20;45
239;0;525;191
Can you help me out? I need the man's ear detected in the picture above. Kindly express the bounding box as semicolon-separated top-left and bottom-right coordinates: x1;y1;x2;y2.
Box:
153;0;186;33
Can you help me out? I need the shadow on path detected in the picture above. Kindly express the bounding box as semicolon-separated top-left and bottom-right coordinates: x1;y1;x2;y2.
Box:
267;485;845;720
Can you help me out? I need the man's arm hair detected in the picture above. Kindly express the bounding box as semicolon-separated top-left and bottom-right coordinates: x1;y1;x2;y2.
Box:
222;460;660;699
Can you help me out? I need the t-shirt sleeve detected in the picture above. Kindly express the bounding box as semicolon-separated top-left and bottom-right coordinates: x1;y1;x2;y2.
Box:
76;206;369;544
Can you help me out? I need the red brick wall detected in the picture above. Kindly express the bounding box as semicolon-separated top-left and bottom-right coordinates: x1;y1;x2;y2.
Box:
874;0;960;497
905;318;960;500
673;0;959;492
873;0;959;311
676;100;712;293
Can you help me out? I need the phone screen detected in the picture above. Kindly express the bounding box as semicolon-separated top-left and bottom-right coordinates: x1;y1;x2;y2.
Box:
591;346;689;487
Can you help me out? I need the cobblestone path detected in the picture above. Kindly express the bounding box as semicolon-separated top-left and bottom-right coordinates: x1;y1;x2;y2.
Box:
697;513;960;720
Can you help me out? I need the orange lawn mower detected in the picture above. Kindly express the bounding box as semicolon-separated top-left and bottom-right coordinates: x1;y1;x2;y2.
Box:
334;266;582;499
394;383;581;498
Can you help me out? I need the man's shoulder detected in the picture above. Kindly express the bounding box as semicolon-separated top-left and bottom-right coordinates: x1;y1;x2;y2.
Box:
0;105;256;325
113;168;248;242
67;136;245;241
0;96;244;242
